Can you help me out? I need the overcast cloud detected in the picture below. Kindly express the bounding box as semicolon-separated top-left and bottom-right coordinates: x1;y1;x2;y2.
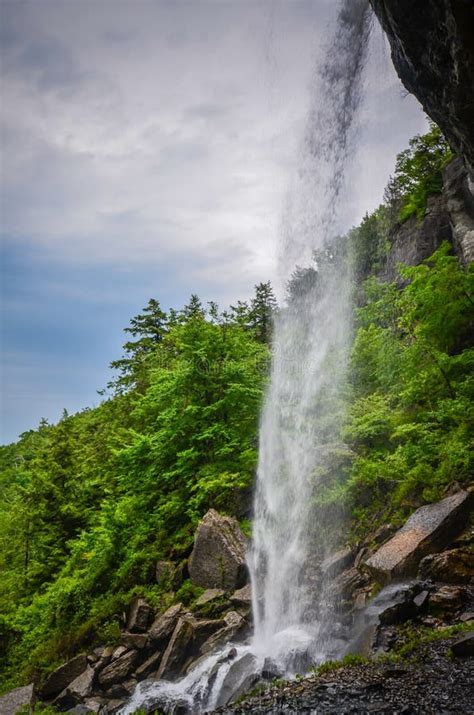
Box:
1;0;427;443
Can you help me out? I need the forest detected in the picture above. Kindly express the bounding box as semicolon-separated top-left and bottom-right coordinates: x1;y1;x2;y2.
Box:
0;123;473;698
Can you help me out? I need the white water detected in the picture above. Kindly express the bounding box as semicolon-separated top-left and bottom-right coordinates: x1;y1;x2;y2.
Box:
248;0;371;669
121;2;372;712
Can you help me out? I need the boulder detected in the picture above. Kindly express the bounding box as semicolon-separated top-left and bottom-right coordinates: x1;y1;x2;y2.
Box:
419;548;474;584
120;632;148;650
451;632;474;657
188;509;248;590
135;649;163;680
156;616;195;680
429;585;466;614
214;652;259;708
0;683;34;715
98;649;139;688
41;654;89;698
321;547;355;579
148;602;184;643
364;491;473;584
126;598;153;633
200;611;246;655
54;666;96;708
230;583;252;607
195;588;226;607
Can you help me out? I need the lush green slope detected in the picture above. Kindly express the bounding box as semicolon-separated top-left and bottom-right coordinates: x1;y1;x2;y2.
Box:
0;125;472;694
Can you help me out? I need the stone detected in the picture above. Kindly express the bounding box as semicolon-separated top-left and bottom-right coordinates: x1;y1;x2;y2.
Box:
321;547;355;579
148;602;185;643
67;665;96;700
230;583;252;607
327;567;369;603
0;683;34;715
84;699;103;713
120;632;149;650
214;652;258;708
451;632;474;657
419;547;474;584
200;612;246;655
101;699;125;714
41;654;89;697
460;611;474;623
195;588;226;607
135;649;163;680
369;1;474;179
413;590;430;610
188;509;248;591
126;598;153;633
156;616;195;680
364;491;473;584
98;649;139;688
429;585;465;613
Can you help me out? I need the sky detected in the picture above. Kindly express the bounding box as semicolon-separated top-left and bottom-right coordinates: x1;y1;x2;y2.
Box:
0;0;428;444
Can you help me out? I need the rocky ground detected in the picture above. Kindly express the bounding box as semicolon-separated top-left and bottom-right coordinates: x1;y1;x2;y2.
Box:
216;633;474;715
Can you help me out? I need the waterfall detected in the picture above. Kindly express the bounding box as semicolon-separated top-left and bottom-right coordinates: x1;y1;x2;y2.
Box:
120;2;372;712
249;0;372;669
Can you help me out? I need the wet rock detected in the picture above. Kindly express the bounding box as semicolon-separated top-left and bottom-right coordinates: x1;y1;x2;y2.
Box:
327;567;369;603
148;602;184;643
451;632;474;657
419;547;474;584
120;632;148;650
413;590;430;610
100;698;125;714
215;652;259;708
0;683;34;715
41;654;89;698
134;649;163;680
321;547;355;579
195;588;226;607
188;509;248;590
200;612;246;655
98;649;139;688
126;597;153;633
460;611;474;623
84;698;103;713
156;616;195;679
230;584;252;607
364;491;473;584
429;585;465;613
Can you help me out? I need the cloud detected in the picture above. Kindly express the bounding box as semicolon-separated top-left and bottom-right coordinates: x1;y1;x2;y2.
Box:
1;0;429;442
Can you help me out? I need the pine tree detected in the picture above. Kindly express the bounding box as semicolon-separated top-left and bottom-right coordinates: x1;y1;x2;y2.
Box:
248;282;278;343
109;298;168;392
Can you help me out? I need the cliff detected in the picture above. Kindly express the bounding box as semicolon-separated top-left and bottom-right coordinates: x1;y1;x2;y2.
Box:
369;0;474;179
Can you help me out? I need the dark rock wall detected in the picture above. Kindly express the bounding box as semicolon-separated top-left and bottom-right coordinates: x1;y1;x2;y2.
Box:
369;0;474;178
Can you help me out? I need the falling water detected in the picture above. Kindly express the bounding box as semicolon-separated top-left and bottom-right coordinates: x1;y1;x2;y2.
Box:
121;2;372;712
249;0;372;669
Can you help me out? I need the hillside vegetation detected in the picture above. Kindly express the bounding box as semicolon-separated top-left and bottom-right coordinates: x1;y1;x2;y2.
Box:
0;124;472;694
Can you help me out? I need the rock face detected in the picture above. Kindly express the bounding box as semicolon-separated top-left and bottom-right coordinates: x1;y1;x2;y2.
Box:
369;0;474;178
364;490;473;583
188;509;248;590
0;683;34;715
443;157;474;264
382;193;453;282
148;603;184;643
419;547;474;583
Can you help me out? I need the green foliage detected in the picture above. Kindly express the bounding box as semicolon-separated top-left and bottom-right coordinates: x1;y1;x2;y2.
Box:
0;289;271;690
311;653;369;675
346;243;474;532
388;122;453;222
